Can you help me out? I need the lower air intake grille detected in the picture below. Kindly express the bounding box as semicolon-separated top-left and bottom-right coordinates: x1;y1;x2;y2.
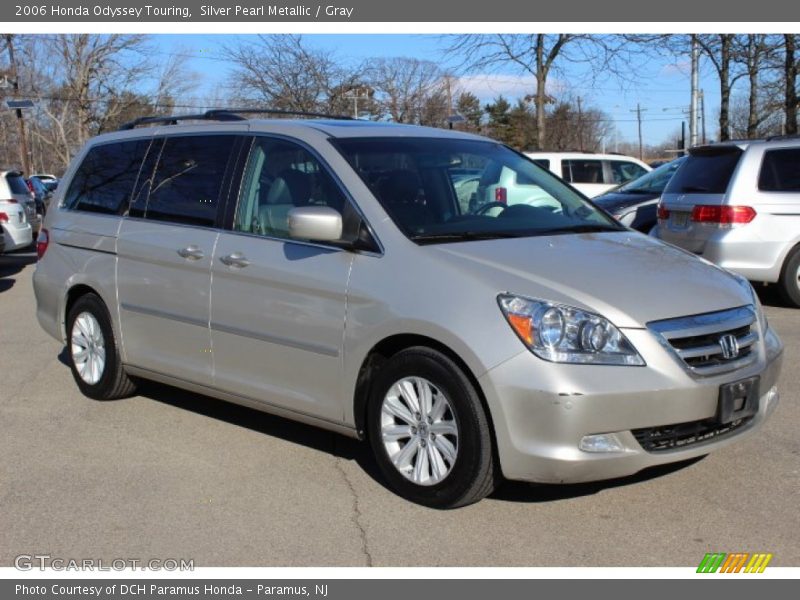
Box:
632;416;753;452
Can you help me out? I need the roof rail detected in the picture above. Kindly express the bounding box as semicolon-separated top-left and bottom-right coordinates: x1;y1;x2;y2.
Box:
206;108;354;121
118;108;353;131
765;133;800;142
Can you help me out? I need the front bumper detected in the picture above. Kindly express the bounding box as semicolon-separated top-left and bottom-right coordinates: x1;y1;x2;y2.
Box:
479;325;783;484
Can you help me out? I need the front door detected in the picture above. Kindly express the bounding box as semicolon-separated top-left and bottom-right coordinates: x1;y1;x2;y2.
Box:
210;136;357;422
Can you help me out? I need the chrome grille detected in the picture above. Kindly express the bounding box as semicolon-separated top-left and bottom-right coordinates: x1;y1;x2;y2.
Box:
648;306;758;376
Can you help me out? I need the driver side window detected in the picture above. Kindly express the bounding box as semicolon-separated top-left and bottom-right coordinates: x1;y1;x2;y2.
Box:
235;137;357;241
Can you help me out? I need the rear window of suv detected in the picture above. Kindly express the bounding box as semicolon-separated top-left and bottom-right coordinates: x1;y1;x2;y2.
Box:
664;146;743;195
6;173;30;195
758;148;800;191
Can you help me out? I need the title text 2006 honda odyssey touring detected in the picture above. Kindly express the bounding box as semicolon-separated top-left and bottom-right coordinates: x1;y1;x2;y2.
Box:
33;111;783;508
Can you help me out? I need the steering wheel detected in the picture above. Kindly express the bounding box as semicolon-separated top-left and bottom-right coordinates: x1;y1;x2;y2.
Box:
473;202;508;216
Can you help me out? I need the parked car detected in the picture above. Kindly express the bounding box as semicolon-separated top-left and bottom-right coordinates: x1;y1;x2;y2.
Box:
0;226;6;254
0;170;34;251
523;152;651;197
34;112;783;508
657;139;800;307
27;176;52;216
30;173;59;193
594;157;686;233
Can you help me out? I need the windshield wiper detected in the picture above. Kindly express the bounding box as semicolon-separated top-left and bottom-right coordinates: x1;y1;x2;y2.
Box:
534;224;624;236
680;185;711;192
410;231;525;244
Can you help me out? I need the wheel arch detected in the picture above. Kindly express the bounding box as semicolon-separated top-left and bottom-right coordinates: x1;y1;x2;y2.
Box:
351;334;498;453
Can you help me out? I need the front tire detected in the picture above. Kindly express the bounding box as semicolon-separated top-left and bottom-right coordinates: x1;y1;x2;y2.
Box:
778;247;800;308
367;347;497;508
66;293;136;400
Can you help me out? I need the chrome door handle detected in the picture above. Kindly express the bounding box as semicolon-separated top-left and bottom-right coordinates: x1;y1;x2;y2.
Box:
177;245;204;260
219;252;250;268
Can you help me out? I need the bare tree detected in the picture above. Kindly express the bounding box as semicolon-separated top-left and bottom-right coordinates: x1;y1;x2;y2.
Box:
445;35;577;149
443;34;635;149
367;57;448;124
43;35;150;143
732;34;782;138
223;35;364;115
695;35;745;141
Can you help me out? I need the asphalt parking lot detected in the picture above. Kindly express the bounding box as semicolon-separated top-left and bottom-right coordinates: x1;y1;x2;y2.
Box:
1;250;798;568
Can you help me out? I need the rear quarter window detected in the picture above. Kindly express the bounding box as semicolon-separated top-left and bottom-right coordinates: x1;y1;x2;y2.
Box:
65;139;151;215
563;159;603;184
758;148;800;191
530;158;550;170
664;147;743;195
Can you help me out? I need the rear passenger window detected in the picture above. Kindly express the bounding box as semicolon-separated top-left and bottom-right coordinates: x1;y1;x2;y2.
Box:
145;135;236;227
234;137;354;241
609;160;647;184
64;140;150;215
758;149;800;191
563;160;603;184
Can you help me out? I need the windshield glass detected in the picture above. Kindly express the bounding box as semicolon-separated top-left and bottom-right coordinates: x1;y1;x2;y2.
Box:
617;156;686;194
334;137;621;243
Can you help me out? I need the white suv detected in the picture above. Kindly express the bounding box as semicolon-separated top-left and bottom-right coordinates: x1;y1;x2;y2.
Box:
0;170;34;251
524;152;651;198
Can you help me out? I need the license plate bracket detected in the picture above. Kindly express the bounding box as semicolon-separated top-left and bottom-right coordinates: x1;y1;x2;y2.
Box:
717;376;760;424
672;212;689;228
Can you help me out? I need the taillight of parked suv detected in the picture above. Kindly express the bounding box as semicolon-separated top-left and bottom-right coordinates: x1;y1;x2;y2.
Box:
657;203;670;221
691;205;756;226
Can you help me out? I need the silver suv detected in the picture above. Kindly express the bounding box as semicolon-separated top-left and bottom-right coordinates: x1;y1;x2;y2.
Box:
33;111;783;508
658;139;800;307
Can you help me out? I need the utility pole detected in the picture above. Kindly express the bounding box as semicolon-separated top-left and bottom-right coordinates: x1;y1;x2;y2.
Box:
344;86;370;119
690;35;700;148
445;75;453;129
4;34;31;174
577;96;584;152
630;103;647;160
700;89;707;144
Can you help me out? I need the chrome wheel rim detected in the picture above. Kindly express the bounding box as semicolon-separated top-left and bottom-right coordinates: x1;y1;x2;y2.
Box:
380;376;459;486
71;312;106;385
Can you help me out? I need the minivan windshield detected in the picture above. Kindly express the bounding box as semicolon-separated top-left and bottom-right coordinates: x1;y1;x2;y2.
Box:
617;156;686;194
334;137;622;244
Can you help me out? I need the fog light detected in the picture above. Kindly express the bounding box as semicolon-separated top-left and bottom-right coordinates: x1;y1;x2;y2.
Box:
579;433;625;453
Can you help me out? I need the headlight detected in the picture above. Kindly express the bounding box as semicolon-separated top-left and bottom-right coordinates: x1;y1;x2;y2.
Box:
498;294;645;366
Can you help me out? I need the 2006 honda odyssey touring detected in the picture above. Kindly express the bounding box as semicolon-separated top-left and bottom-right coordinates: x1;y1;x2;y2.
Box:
33;110;783;508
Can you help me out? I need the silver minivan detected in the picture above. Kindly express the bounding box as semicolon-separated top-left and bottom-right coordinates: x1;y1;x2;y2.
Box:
658;139;800;307
33;112;783;508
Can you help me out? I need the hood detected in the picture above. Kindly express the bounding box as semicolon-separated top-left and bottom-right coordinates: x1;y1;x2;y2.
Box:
593;191;660;215
432;231;751;329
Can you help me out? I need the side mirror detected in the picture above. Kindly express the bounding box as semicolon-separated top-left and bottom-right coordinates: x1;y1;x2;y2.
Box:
287;206;343;242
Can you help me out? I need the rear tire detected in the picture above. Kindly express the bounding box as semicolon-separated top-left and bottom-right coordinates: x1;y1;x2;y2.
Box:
778;247;800;308
367;347;498;509
66;293;136;400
